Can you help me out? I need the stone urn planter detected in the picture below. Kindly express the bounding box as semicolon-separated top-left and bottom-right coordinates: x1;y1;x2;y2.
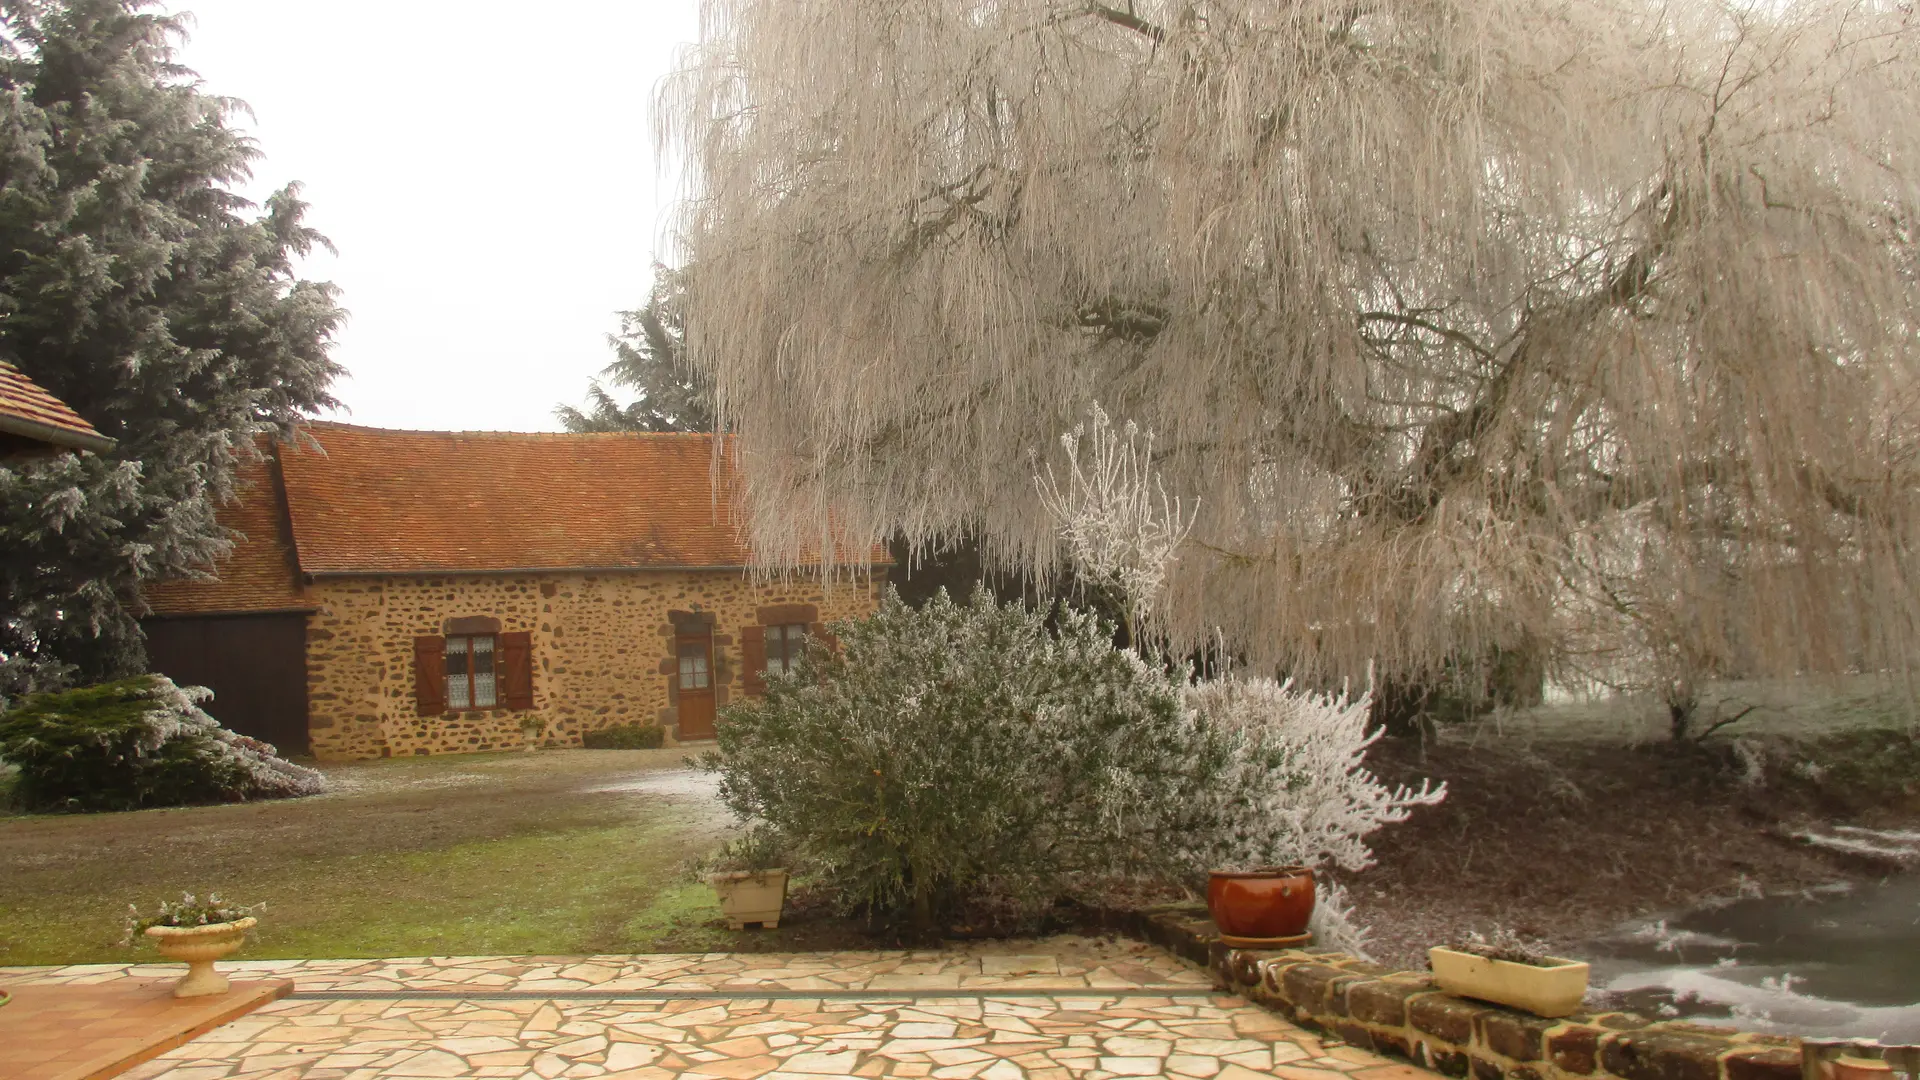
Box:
145;916;257;998
710;869;788;929
1207;866;1315;947
1428;946;1590;1018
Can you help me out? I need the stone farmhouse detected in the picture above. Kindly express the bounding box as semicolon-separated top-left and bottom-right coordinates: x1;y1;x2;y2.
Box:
142;423;885;760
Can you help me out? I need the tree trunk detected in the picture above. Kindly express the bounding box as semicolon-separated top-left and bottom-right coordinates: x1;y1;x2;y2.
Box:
910;866;936;933
1370;677;1438;740
1666;680;1699;742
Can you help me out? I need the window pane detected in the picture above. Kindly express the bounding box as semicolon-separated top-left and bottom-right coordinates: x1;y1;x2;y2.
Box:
472;635;496;707
766;625;786;677
445;637;470;710
770;624;807;676
680;642;709;690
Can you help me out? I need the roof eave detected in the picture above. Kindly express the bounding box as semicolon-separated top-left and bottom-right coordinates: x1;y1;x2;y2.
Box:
302;562;890;579
0;413;115;455
141;605;321;620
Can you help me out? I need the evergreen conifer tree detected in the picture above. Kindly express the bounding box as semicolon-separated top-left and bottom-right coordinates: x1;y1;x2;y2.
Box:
556;264;713;433
0;0;344;703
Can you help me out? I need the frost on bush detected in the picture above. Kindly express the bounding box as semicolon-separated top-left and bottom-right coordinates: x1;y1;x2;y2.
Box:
1031;405;1445;956
706;587;1207;927
0;674;327;812
1034;403;1195;633
1182;676;1446;874
705;585;1446;936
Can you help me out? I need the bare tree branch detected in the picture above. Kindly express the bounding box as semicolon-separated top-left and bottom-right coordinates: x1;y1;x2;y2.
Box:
1084;2;1165;44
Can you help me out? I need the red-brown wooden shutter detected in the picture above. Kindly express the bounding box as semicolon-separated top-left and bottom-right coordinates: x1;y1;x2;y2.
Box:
500;631;534;710
809;622;841;654
741;625;767;696
413;635;447;716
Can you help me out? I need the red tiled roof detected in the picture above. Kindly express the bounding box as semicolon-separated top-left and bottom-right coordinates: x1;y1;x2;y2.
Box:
0;360;114;454
279;423;881;575
143;424;887;612
143;452;311;616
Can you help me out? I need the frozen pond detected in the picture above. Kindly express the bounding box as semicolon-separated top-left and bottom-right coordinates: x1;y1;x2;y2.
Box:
1585;873;1920;1041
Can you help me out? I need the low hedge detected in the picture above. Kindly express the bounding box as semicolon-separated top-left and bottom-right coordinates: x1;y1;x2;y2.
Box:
582;723;665;749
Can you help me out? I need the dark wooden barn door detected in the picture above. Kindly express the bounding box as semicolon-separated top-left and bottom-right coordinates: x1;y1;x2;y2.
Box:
675;631;716;741
143;613;311;756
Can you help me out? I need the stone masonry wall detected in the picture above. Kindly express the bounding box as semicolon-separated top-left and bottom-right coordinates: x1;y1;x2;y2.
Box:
1097;905;1920;1080
304;569;882;760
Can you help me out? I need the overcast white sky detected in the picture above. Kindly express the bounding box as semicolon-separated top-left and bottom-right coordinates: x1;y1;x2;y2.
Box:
171;0;702;433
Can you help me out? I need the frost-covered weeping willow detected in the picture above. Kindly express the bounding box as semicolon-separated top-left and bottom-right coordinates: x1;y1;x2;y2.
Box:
663;0;1920;701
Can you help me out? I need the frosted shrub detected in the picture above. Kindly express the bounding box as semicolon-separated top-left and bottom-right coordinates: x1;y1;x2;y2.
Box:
1029;403;1444;955
1034;404;1195;635
1182;677;1445;874
0;674;327;812
1181;676;1447;955
707;587;1444;937
706;587;1208;928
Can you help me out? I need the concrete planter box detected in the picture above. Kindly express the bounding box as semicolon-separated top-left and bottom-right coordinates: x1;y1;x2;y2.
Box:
1429;946;1589;1018
710;869;788;929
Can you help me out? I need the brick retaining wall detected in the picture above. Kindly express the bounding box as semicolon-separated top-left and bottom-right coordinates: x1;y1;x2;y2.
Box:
1096;904;1918;1080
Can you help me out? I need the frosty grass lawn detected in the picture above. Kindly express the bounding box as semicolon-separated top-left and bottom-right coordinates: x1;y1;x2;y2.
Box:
0;748;754;965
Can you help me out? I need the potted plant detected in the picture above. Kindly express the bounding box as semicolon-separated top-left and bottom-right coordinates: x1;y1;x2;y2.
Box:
519;716;547;751
705;827;790;930
124;892;261;998
1429;930;1590;1018
1207;865;1316;947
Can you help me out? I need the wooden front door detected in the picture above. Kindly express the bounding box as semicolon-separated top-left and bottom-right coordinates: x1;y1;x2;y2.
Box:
676;633;716;740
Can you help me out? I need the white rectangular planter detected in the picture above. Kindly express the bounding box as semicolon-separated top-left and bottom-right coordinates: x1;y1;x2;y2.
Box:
710;869;789;929
1429;947;1590;1018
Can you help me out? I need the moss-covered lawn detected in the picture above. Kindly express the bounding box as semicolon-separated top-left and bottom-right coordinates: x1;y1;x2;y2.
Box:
0;748;800;965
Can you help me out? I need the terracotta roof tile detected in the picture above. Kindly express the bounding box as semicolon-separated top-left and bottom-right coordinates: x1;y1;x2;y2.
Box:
280;423;880;575
143;452;311;616
0;360;113;454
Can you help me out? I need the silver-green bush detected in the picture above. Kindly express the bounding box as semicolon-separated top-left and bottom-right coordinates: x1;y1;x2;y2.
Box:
705;588;1213;928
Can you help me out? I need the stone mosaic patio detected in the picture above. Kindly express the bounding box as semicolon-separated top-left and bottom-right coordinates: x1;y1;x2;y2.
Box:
0;938;1436;1080
0;937;1215;996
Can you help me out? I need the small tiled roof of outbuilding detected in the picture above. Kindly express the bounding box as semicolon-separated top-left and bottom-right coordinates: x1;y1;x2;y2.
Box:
142;452;311;616
278;423;882;575
0;360;114;454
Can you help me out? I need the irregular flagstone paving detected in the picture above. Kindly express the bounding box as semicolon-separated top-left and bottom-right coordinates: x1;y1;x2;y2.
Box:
0;938;1214;994
0;938;1436;1080
110;991;1430;1080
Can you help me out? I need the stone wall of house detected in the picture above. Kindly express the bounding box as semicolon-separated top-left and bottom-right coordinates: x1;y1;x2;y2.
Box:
304;569;882;760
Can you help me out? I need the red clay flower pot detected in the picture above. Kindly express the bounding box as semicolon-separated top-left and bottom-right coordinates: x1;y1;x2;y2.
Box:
1207;866;1316;940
